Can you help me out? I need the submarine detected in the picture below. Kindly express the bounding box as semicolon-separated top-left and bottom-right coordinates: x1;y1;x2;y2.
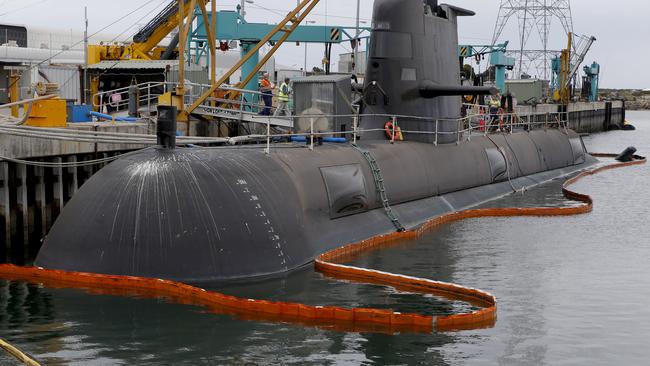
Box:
35;0;597;282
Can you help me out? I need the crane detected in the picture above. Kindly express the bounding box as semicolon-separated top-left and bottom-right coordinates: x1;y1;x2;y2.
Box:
188;9;370;102
458;42;515;93
581;62;600;102
87;0;206;63
86;0;365;123
551;33;596;104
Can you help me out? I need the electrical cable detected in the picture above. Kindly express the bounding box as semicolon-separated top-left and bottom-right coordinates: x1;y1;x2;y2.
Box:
247;3;371;23
114;0;170;43
0;147;154;168
0;0;50;17
5;0;161;74
485;134;524;194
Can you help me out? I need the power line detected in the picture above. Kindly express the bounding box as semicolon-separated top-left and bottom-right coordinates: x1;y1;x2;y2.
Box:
247;3;371;23
114;0;170;43
0;0;50;17
15;0;162;74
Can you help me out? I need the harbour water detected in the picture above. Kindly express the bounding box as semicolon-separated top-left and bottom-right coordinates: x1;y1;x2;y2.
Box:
1;111;649;365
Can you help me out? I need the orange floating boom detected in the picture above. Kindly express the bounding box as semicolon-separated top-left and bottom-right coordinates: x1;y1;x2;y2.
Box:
0;157;643;334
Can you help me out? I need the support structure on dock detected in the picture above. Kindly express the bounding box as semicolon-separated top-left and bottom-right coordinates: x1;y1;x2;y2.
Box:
492;0;573;79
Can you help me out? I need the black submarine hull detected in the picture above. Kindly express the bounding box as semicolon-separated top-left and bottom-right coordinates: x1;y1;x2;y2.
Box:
35;129;595;282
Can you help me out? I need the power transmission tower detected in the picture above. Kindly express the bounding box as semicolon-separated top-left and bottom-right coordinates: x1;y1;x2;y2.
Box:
492;0;573;80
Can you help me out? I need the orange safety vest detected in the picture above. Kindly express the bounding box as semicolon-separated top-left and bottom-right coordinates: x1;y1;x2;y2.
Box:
260;79;272;91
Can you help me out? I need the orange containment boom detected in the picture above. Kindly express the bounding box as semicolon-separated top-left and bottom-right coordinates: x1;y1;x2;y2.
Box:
0;156;644;334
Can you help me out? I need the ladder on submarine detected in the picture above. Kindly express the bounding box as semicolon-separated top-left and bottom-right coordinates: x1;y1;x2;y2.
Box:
354;146;406;232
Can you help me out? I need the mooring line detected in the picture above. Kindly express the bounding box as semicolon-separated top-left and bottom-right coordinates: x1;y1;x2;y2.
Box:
0;339;41;366
0;156;644;336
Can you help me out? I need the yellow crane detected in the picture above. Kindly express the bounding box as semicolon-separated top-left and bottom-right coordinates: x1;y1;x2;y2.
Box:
87;0;321;121
555;32;572;105
87;0;207;63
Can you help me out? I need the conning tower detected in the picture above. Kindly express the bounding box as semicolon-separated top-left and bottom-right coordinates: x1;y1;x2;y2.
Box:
360;0;494;143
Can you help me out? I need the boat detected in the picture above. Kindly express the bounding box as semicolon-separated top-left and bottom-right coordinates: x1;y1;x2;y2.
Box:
34;0;597;282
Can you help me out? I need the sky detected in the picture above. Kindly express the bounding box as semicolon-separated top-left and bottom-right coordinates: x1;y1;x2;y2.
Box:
0;0;647;89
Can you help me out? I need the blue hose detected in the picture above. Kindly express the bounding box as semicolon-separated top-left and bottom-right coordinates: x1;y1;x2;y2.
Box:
323;137;347;143
89;111;139;122
290;136;347;143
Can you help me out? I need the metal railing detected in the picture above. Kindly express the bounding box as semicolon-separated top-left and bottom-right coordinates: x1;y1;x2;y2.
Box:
93;81;296;120
94;81;169;114
92;82;570;154
233;109;569;154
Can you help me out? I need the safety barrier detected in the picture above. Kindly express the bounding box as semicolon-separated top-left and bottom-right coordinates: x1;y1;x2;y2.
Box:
0;157;644;336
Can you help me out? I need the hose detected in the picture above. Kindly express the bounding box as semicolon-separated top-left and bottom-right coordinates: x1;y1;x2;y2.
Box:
290;136;347;143
89;111;139;122
0;126;229;145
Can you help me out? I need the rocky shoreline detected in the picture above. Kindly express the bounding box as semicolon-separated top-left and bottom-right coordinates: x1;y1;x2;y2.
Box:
625;101;650;110
600;89;650;110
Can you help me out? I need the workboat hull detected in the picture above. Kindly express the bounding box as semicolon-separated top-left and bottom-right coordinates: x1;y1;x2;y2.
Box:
35;129;595;282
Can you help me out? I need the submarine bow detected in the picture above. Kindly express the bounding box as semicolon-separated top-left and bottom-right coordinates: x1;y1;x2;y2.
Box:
35;148;311;282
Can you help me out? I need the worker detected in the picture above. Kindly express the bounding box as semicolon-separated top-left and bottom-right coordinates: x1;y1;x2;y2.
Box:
488;93;501;129
501;92;515;131
274;78;292;117
259;73;274;116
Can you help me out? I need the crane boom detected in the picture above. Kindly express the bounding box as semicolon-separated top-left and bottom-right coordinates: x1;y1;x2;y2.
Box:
566;35;596;88
87;0;207;63
128;0;207;60
133;1;186;43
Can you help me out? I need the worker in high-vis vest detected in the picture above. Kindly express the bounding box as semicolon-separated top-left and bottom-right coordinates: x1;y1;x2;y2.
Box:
488;93;501;128
259;73;274;116
274;78;292;117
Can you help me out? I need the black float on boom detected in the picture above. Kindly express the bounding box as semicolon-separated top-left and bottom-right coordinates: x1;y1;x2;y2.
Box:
616;146;637;162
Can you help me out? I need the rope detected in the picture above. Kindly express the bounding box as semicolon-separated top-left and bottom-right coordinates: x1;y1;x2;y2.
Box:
0;339;41;366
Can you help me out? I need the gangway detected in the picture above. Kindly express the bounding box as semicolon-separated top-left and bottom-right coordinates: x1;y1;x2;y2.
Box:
194;105;293;128
93;81;294;127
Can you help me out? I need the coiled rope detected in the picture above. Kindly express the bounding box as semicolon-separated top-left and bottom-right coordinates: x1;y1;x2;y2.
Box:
0;156;644;338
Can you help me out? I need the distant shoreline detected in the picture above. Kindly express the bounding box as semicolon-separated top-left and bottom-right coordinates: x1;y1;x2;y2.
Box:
600;89;650;110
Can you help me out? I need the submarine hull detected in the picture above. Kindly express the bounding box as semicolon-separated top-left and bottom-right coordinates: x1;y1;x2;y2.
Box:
35;129;595;282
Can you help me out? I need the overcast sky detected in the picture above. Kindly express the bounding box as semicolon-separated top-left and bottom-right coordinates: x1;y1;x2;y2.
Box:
0;0;646;88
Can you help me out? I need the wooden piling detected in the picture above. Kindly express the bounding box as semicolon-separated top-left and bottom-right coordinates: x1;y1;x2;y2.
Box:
15;163;28;259
0;162;9;260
